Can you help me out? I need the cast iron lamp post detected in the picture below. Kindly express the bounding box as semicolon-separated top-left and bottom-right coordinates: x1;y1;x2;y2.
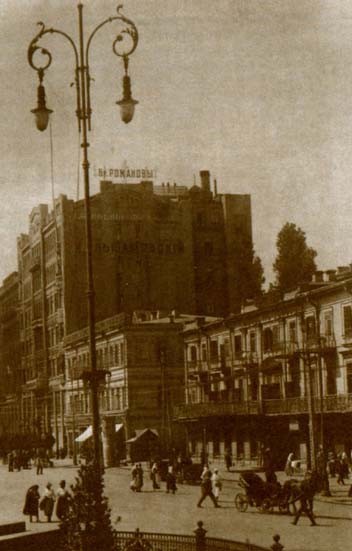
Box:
27;2;139;470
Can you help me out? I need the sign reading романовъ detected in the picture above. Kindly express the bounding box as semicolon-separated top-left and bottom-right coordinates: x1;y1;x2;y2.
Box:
94;167;156;179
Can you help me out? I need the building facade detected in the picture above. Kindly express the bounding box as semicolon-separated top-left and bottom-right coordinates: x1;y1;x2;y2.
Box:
63;312;202;465
175;268;352;469
2;170;253;446
0;272;21;435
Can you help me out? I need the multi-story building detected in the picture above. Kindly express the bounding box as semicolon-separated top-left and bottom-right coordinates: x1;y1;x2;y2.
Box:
10;170;253;447
175;267;352;469
0;272;21;435
63;311;214;465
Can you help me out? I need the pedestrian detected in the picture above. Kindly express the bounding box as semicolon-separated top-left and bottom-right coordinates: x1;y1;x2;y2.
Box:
23;484;40;523
166;465;177;494
7;451;14;472
40;482;56;522
197;470;220;508
211;468;222;502
201;464;211;481
150;461;160;490
224;449;232;472
336;458;346;485
56;480;70;520
36;456;44;475
130;463;138;491
285;452;294;477
341;451;349;479
135;463;144;492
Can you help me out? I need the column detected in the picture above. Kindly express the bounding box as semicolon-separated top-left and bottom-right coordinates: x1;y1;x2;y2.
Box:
60;389;66;451
102;416;116;468
244;439;251;462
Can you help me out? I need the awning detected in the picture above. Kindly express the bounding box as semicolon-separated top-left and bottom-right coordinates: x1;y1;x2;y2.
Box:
115;423;124;433
126;428;159;444
75;425;92;442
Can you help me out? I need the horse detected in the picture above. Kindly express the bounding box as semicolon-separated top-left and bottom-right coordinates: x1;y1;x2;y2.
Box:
283;470;322;514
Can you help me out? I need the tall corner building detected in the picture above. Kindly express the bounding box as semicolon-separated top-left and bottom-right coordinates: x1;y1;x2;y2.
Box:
63;169;252;334
14;170;252;437
17;170;253;338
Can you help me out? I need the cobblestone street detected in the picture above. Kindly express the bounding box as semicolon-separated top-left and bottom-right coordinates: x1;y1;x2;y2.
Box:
0;461;351;551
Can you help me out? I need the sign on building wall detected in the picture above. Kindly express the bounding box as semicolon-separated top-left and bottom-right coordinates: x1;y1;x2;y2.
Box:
94;166;157;180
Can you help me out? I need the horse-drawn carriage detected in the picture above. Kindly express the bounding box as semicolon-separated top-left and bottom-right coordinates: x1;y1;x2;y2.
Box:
234;472;290;513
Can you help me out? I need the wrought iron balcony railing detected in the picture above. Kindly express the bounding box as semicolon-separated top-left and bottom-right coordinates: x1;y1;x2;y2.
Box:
174;393;352;420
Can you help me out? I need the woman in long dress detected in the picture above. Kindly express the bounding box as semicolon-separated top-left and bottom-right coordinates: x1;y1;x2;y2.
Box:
23;484;40;523
40;482;56;522
56;480;70;520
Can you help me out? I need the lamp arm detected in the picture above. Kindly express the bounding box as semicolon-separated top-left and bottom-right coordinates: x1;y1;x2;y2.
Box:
27;23;82;131
85;5;138;130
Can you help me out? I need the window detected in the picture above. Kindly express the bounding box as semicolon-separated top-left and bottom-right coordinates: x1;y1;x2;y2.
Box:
210;340;218;362
306;316;316;340
324;311;333;337
288;320;297;343
249;331;256;353
343;305;352;337
201;344;207;362
189;346;197;363
234;335;242;359
263;328;273;352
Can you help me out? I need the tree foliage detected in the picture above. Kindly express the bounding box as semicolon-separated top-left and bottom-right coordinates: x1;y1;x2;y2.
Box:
60;463;117;551
273;222;317;292
234;235;265;304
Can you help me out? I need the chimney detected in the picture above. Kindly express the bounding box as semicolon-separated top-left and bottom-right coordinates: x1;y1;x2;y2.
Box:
312;270;323;283
200;170;210;192
325;269;336;282
214;178;218;197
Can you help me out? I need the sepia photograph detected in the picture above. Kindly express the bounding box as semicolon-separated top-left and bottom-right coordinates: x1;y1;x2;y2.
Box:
0;1;351;550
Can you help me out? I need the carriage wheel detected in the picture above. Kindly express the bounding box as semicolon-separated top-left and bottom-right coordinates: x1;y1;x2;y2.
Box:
235;493;248;512
260;498;273;513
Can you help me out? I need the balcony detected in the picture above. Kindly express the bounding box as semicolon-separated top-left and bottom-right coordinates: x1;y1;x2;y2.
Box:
174;393;352;420
174;400;260;420
263;397;308;415
263;341;298;359
303;334;337;353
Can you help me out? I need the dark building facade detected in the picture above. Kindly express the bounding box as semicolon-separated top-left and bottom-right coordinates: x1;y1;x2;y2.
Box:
0;272;21;435
65;170;252;333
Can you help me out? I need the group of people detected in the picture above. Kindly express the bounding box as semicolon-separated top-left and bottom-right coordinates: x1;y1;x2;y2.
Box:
23;480;70;523
8;449;53;473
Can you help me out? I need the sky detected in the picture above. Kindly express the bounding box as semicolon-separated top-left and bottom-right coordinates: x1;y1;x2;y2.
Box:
1;0;352;285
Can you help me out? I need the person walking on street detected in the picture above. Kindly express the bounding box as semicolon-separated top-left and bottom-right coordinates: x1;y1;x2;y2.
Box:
224;449;232;472
336;458;346;485
285;452;294;476
197;471;220;508
56;480;70;520
130;463;138;491
150;462;160;490
23;484;40;523
135;463;144;492
40;482;56;522
36;456;44;475
166;465;177;494
211;468;222;502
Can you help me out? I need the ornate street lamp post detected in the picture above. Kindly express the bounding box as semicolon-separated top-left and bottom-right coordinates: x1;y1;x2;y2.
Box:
27;3;139;471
